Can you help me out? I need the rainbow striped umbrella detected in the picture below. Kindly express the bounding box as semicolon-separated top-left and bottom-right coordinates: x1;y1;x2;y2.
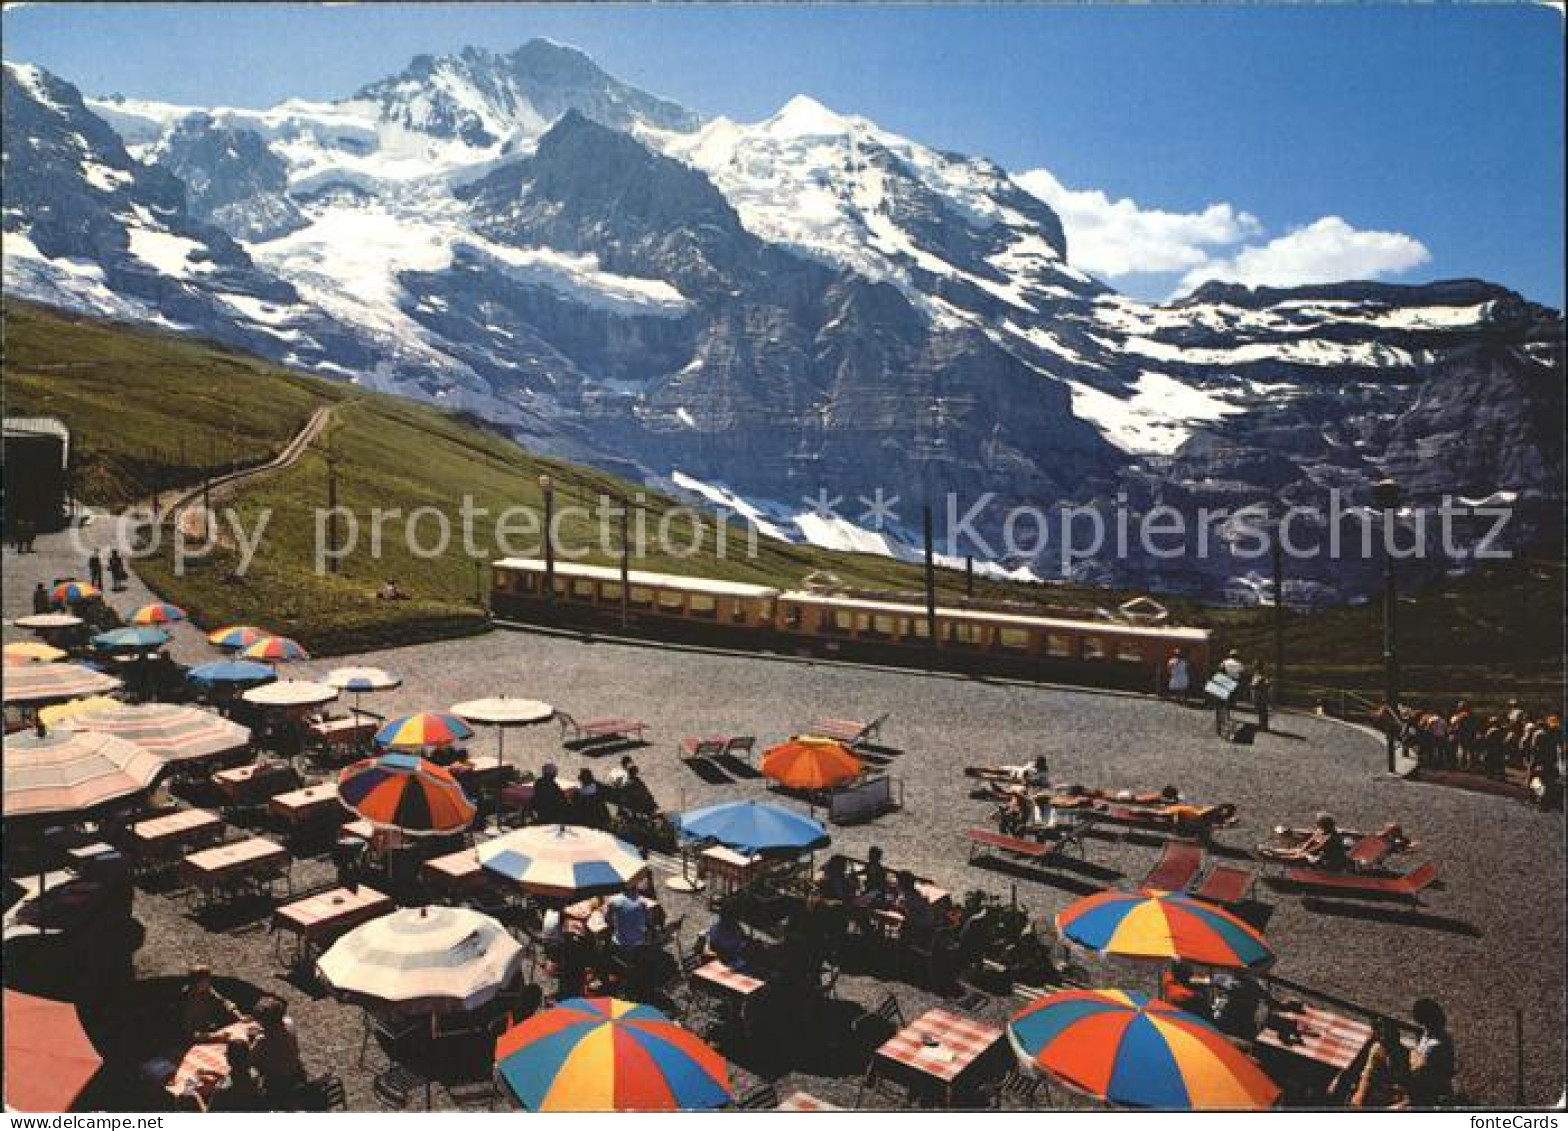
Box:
495;998;731;1112
51;581;100;604
3;642;66;665
374;711;473;751
207;626;267;650
240;636;309;663
478;825;649;899
1008;989;1279;1110
337;753;475;835
1055;890;1273;970
128;602;186;626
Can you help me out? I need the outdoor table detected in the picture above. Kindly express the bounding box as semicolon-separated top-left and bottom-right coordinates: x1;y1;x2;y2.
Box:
132;808;225;863
565;895;661;940
307;715;378;752
67;840;126;873
1254;1004;1374;1097
421;846;487;898
692;960;768;1036
450;755;516;801
181;837;290;908
213;763;295;805
160;1021;261;1110
698;846;774;902
778;1091;844;1112
268;784;343;827
866;1008;1006;1107
271;884;393;967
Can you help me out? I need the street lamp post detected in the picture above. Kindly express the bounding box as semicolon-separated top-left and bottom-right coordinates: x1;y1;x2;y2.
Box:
619;495;632;631
539;474;556;606
1271;504;1286;704
1372;478;1402;774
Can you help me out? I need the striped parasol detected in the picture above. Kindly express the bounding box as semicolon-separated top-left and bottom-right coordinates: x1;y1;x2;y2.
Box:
337;753;475;835
1007;988;1280;1110
1055;889;1274;970
62;703;250;767
207;625;267;650
91;627;169;653
478;824;649;899
50;581;100;604
37;696;121;729
128;602;186;626
4;990;103;1113
761;737;862;790
240;636;310;663
375;711;474;752
3;642;66;665
2;664;122;706
316;905;523;1014
3;729;163;820
325;667;401;719
495;998;732;1112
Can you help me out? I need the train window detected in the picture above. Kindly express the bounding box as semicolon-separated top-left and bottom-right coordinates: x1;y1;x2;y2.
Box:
552;577;570;598
997;627;1032;651
730;600;749;624
948;621;986;647
688;594;718;619
782;604;803;630
1116;640;1144;663
516;573;538;594
908;617;930;639
1082;637;1108;660
657;590;685;613
600;582;622;601
629;586;655;608
571;579;596;600
825;610;854;635
1046;633;1072;657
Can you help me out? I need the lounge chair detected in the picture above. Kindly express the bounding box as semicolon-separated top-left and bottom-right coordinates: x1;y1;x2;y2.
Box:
807;713;888;748
557;712;648;744
966;829;1056;864
678;737;727;762
1142;841;1204;890
1284;860;1438;901
1189;863;1256;906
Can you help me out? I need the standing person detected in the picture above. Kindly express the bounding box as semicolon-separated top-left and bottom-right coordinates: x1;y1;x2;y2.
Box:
1405;998;1457;1106
1251;666;1272;731
87;550;104;591
1165;648;1192;704
1220;649;1247;682
107;547;129;591
1352;1018;1411;1107
31;582;50;614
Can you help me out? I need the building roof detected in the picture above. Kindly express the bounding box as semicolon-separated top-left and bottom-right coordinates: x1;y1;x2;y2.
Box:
2;416;70;466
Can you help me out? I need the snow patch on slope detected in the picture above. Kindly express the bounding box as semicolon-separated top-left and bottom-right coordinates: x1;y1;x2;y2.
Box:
1065;371;1247;455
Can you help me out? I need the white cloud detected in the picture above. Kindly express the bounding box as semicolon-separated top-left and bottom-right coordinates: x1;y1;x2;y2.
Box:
1175;216;1431;295
1013;167;1261;279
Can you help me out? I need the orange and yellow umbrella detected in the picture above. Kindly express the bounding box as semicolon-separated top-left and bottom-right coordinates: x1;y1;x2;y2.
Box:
1008;988;1279;1110
239;636;309;663
495;998;731;1111
1055;889;1273;970
129;602;185;626
337;753;475;835
760;737;862;791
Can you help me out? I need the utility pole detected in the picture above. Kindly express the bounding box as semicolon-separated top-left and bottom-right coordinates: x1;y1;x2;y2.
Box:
923;503;939;649
539;474;556;605
965;555;975;599
620;496;632;630
1271;523;1286;702
325;449;340;574
1373;478;1402;774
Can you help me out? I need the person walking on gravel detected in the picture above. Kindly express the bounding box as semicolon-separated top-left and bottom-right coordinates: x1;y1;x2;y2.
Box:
108;547;129;591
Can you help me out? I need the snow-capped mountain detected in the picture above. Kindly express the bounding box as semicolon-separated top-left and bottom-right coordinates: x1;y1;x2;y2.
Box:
4;43;1562;600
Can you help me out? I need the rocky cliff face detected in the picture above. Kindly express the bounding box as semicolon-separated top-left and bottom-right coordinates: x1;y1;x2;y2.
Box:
4;47;1562;600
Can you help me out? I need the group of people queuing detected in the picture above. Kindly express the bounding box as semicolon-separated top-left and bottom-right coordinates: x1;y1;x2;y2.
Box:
1164;647;1273;730
1385;699;1563;806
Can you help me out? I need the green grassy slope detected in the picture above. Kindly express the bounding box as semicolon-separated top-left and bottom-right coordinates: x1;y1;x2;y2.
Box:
5;299;1562;710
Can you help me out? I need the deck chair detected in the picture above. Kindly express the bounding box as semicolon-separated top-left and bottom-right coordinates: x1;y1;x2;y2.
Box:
1285;860;1438;901
679;737;727;762
1190;863;1255;906
1143;841;1205;890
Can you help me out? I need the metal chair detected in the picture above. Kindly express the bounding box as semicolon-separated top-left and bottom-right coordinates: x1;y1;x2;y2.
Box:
358;1007;424;1068
736;1083;780;1110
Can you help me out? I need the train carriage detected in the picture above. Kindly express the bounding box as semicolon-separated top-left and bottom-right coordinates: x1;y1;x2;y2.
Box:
490;557;1210;692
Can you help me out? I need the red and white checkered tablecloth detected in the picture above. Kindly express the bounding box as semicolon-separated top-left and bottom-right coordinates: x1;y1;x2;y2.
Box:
1254;1005;1373;1073
694;960;766;997
778;1091;844;1111
876;1008;1004;1085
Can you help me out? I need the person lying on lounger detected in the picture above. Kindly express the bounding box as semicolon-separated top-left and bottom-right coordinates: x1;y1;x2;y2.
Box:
1257;812;1350;868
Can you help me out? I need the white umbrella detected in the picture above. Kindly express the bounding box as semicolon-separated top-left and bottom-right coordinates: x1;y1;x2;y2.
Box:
478;824;649;899
325;667;401;721
3;729;163;819
450;697;554;766
241;680;339;709
2;664;122;706
12;613;84;631
316;905;523;1015
61;703;251;767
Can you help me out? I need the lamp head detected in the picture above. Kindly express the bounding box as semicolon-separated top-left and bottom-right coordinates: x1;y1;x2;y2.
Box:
1371;478;1401;510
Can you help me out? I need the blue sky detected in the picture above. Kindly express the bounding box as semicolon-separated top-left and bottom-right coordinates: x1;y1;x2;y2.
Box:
4;3;1562;305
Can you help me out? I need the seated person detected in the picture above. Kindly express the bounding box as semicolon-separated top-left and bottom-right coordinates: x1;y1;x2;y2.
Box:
1404;998;1457;1106
249;997;306;1101
179;965;243;1042
215;1040;260;1112
1022;755;1051;789
861;846;888;897
531;764;571;825
1262;813;1349;868
895;871;936;937
1160;961;1210;1014
1353;1017;1411;1108
998;791;1039;836
817;856;856;902
615;763;659;816
605;881;657;951
701;907;756;970
573;769;611;829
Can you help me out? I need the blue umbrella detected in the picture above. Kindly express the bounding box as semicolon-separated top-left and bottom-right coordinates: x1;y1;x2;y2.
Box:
92;627;169;652
673;800;830;855
187;660;278;689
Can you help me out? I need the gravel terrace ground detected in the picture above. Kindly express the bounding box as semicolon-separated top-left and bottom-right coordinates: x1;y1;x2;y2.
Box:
5;522;1565;1109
